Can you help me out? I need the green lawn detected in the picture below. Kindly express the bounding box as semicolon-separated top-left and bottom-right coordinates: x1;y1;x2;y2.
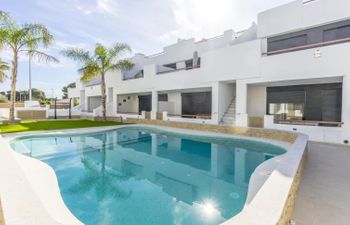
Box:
0;120;126;134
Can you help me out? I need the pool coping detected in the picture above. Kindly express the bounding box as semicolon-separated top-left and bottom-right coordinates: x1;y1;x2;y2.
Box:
0;124;307;225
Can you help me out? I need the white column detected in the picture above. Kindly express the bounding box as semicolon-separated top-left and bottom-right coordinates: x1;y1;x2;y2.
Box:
211;82;219;124
235;81;248;127
114;94;118;116
342;75;350;143
151;90;158;120
162;111;168;121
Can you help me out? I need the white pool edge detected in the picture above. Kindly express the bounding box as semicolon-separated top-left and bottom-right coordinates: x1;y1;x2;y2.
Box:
0;125;307;225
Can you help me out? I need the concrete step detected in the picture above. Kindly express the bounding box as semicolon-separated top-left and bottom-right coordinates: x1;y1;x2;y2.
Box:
223;115;235;119
226;110;236;114
223;119;235;123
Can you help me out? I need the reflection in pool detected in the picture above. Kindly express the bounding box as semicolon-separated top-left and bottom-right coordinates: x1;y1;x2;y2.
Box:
11;126;286;225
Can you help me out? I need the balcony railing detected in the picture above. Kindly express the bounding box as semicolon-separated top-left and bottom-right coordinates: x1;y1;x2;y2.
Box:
123;70;144;81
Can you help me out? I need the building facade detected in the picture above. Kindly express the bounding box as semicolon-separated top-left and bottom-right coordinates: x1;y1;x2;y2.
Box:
69;0;350;144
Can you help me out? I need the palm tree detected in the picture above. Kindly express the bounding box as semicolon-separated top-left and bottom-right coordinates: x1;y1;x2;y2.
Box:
0;11;59;123
0;58;9;83
62;43;134;121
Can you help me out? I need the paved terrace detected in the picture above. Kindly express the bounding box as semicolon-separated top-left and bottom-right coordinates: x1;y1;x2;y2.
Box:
292;142;350;225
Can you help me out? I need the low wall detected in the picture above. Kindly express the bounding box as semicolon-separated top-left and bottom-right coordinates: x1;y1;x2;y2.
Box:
264;115;349;144
249;116;264;128
277;150;306;225
0;103;24;108
47;116;81;119
16;110;47;120
123;118;297;143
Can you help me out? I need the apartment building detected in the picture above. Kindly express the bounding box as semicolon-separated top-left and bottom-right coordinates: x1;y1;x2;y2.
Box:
68;0;350;144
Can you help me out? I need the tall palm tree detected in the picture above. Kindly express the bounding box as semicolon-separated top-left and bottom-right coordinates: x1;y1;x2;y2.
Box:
0;58;9;83
0;11;58;123
62;43;134;121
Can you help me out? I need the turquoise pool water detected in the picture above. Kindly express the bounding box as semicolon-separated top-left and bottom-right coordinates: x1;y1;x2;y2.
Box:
11;126;286;225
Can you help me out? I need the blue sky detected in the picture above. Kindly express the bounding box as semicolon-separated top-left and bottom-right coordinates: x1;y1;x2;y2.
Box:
0;0;292;98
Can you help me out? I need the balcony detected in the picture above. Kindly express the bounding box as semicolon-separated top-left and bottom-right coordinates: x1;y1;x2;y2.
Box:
123;70;144;81
156;58;201;75
264;19;350;56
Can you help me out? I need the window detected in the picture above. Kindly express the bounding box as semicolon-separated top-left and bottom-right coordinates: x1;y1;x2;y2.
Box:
181;92;211;116
158;94;168;102
268;34;307;52
269;103;304;121
185;59;193;69
323;25;350;42
163;63;177;70
185;58;201;69
267;83;342;123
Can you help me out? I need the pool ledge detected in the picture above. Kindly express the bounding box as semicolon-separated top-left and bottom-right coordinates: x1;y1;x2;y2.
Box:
0;125;307;225
0;125;128;225
222;132;308;225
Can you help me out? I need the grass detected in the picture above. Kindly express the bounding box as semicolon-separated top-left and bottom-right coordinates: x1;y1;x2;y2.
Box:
0;119;126;134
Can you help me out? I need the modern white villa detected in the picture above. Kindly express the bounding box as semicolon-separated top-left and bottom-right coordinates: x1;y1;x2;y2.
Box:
68;0;350;145
1;1;350;225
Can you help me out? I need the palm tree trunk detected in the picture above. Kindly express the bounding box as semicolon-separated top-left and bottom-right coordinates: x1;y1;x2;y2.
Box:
9;50;18;123
100;72;107;121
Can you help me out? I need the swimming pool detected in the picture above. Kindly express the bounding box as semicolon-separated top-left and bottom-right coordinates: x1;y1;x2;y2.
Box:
10;126;286;225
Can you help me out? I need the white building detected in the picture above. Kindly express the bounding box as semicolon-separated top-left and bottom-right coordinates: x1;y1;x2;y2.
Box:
69;0;350;145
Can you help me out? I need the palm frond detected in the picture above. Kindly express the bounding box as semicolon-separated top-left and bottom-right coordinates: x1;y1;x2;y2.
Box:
108;43;132;59
0;71;7;83
0;58;9;83
61;48;91;63
22;23;54;48
78;61;101;82
29;50;59;63
108;59;134;72
0;11;14;27
94;43;107;67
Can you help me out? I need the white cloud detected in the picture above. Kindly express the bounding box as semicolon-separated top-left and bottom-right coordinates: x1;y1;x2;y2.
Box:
158;0;237;43
158;0;293;43
74;0;119;16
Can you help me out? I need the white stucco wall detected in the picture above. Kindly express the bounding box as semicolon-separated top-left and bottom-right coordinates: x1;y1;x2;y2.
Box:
117;95;139;113
88;96;101;112
167;92;182;115
217;82;235;121
247;85;266;117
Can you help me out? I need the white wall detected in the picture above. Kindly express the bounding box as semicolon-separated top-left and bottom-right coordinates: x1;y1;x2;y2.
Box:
217;82;235;121
264;115;348;144
167;92;182;115
85;85;101;97
261;42;350;81
258;0;350;37
88;96;101;112
117;95;139;113
67;88;80;98
247;85;266;117
158;102;175;114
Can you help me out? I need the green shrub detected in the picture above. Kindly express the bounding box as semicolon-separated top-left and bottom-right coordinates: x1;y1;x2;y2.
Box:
39;98;51;105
